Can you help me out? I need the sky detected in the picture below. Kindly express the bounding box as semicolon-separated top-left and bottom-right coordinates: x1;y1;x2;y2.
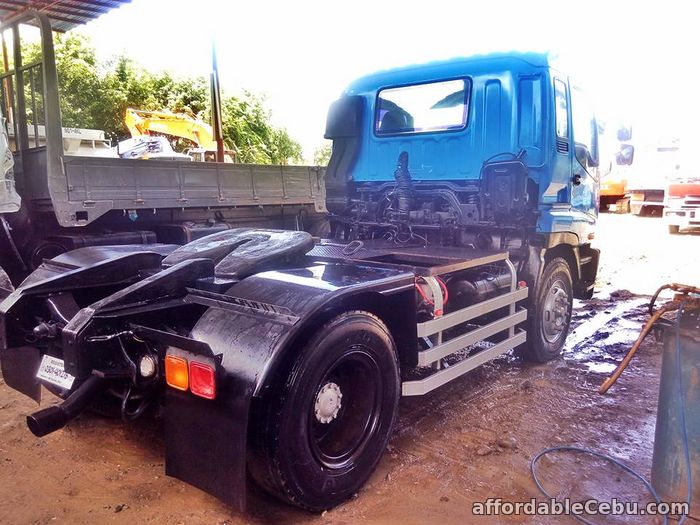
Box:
78;0;695;161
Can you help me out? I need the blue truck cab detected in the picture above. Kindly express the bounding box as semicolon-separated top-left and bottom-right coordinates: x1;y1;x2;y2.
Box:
324;52;601;361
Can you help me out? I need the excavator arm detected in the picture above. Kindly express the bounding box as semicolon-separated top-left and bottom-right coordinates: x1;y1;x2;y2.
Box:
125;108;220;151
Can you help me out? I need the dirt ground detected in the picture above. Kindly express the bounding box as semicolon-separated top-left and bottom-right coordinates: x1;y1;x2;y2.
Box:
0;213;698;525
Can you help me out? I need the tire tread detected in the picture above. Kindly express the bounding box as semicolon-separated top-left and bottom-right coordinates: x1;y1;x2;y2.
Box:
249;310;398;511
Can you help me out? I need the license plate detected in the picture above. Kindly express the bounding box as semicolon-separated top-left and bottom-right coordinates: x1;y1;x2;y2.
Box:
36;355;75;390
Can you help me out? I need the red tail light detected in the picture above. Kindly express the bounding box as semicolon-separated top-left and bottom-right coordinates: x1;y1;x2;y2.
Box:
189;361;216;400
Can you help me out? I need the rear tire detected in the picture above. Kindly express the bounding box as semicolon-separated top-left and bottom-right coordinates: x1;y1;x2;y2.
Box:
668;224;680;234
519;257;573;363
249;311;400;511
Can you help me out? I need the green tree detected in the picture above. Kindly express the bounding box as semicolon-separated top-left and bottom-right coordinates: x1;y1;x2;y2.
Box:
313;141;332;165
220;92;303;164
270;128;304;165
23;33;101;130
23;33;303;165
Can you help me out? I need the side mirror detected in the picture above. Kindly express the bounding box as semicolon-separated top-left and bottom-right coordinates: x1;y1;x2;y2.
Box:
575;143;599;168
615;144;635;165
617;125;632;142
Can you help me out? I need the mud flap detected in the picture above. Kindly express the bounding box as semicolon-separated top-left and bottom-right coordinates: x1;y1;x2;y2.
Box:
575;246;600;299
1;270;40;401
0;346;41;402
164;377;253;511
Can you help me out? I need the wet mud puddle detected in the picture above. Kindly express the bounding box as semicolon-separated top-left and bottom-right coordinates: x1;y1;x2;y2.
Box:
565;291;650;374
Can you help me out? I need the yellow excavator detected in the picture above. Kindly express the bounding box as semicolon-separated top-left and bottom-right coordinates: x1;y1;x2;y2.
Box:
124;108;237;162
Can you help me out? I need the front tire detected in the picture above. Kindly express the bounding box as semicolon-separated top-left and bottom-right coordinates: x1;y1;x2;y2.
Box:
520;257;573;363
249;311;400;511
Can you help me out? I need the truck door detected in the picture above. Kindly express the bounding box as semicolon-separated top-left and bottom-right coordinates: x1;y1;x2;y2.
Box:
569;83;599;221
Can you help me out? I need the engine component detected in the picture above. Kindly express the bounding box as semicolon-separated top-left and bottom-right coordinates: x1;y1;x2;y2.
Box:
392;151;414;218
32;321;60;339
480;151;530;226
447;271;512;311
415;275;448;317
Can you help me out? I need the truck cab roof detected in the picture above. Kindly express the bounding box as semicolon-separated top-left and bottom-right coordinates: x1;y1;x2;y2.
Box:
345;52;553;95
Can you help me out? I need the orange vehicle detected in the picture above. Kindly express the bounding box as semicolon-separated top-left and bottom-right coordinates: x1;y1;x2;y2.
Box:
599;129;633;212
599;168;628;211
125;108;237;162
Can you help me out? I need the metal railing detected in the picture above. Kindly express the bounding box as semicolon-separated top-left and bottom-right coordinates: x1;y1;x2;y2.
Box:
1;59;44;151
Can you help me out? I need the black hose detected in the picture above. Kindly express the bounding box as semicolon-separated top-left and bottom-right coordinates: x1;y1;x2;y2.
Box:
533;289;695;524
649;284;674;315
393;151;413;217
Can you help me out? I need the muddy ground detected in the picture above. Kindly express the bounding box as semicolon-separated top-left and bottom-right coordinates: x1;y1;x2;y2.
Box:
0;213;698;524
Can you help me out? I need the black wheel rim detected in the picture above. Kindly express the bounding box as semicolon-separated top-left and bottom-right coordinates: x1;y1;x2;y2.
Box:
308;346;382;470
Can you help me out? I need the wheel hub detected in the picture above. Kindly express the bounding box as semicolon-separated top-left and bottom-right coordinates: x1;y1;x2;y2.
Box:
542;281;570;343
314;382;343;424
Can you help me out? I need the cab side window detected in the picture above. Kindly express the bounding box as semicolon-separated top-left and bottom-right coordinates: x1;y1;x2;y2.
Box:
570;86;597;164
375;79;469;136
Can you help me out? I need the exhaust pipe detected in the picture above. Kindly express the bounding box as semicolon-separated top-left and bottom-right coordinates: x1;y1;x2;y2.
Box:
27;374;105;437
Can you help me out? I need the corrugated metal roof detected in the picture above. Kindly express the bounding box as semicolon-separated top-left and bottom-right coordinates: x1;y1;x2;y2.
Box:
0;0;131;32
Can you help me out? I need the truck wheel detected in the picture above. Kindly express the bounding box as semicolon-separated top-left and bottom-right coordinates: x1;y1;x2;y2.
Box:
668;225;680;234
249;311;400;511
520;257;573;362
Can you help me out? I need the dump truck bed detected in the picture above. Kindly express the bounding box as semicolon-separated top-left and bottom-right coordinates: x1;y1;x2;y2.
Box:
19;148;326;225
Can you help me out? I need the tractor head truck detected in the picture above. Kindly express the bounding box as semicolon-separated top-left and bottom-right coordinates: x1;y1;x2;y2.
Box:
0;12;601;513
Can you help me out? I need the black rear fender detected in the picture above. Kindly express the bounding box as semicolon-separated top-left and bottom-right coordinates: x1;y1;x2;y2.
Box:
165;262;415;510
191;263;415;396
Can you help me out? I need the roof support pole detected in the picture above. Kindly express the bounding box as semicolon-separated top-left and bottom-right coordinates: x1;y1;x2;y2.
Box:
210;40;224;163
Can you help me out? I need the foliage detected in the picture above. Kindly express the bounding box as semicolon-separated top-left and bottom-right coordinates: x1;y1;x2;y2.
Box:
22;33;303;164
220;93;303;164
313;141;332;166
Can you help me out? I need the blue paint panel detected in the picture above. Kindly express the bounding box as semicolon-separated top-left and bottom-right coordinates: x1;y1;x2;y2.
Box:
350;54;548;184
482;79;503;159
518;75;544;166
341;52;597;239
